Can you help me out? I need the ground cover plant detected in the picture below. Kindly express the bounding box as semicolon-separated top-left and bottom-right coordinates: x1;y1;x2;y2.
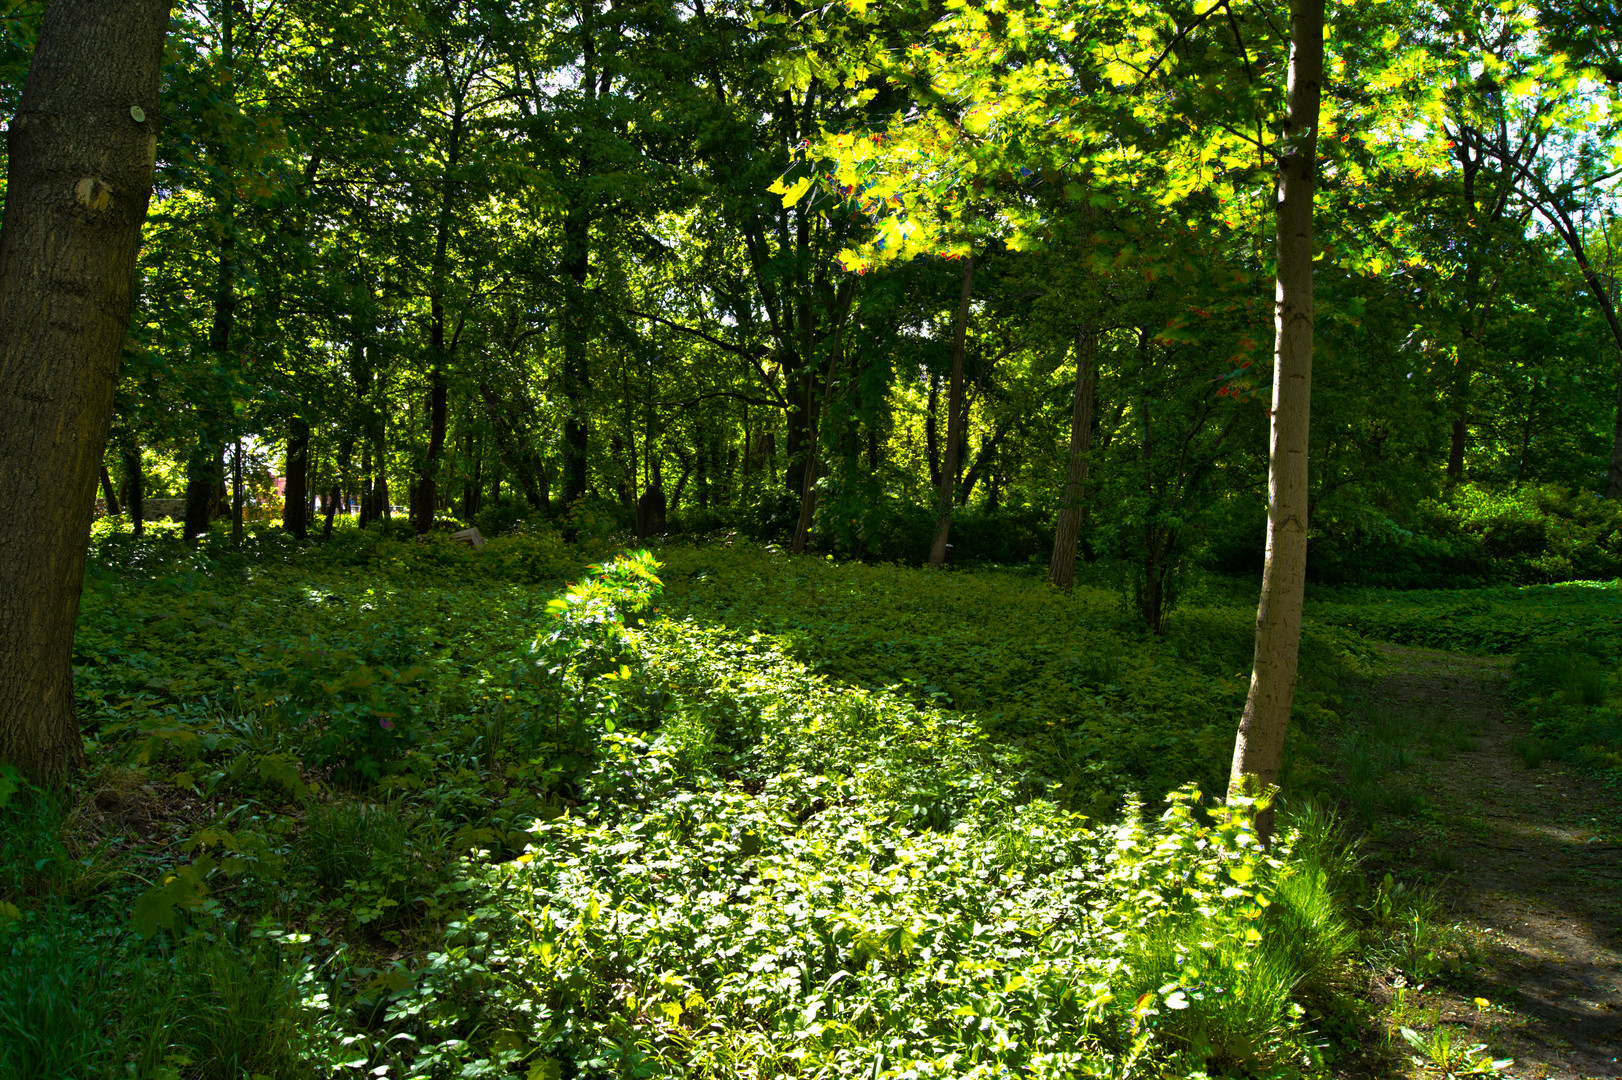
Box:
0;523;1478;1080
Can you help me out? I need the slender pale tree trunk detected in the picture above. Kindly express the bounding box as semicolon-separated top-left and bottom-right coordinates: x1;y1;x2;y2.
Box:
1048;326;1098;589
0;0;172;783
928;256;975;567
1228;0;1323;836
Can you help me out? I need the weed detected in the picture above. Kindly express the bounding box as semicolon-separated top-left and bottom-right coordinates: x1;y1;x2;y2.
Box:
301;797;411;888
1524;650;1609;708
1511;735;1553;769
1399;997;1512;1077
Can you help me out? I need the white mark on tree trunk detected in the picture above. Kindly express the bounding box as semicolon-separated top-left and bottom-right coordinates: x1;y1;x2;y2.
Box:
74;176;113;212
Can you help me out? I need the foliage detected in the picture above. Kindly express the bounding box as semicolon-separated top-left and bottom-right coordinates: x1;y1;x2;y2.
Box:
1309;579;1622;656
1511;641;1622;781
15;538;1448;1076
19;531;1620;1076
1307;484;1622;589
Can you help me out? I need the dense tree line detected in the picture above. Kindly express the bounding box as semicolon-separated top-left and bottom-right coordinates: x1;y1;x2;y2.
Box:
50;0;1615;569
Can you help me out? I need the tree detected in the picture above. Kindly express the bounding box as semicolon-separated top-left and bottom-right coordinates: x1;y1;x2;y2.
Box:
1226;0;1324;830
0;0;173;782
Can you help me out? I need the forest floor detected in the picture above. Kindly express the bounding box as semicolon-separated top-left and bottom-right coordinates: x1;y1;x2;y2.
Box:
1343;645;1622;1080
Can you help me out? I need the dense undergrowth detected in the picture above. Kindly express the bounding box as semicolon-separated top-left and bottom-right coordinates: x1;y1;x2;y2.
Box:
2;518;1616;1078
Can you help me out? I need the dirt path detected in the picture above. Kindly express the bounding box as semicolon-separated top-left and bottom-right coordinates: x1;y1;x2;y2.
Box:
1347;645;1622;1080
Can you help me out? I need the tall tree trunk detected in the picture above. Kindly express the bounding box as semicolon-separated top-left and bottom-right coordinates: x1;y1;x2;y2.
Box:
791;284;854;553
415;100;462;534
1048;326;1099;589
121;440;145;536
415;360;448;531
560;0;596;509
0;0;171;783
925;374;941;489
1446;415;1466;479
461;427;482;521
231;436;243;544
369;349;389;522
929;256;975;567
1228;0;1323;840
477;381;549;510
323;432;354;539
359;444;375;528
284;416;309;538
185;2;235;543
99;466;121;516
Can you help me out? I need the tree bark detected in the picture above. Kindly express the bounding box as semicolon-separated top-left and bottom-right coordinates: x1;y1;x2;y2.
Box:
231;436;243;544
284;416;310;538
0;0;171;783
99;466;121;516
185;2;235;543
1048;326;1099;589
1228;0;1323;839
791;283;853;553
560;0;596;509
929;256;975;567
121;439;144;536
1446;415;1466;479
461;427;482;522
415;97;462;534
184;442;224;538
925;374;941;489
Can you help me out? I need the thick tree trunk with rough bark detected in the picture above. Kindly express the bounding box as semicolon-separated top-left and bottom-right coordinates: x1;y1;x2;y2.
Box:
928;257;975;567
184;442;223;538
1048;326;1098;590
0;0;171;782
1228;0;1323;837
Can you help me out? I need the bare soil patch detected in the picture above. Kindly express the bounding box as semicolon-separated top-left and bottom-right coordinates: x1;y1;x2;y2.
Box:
1345;645;1622;1080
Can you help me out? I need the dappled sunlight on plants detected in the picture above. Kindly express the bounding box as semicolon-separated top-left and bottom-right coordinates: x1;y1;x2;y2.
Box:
8;535;1584;1075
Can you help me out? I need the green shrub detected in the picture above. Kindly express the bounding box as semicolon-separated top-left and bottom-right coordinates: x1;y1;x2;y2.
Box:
473;494;531;537
1513;641;1622;780
1298;483;1622;588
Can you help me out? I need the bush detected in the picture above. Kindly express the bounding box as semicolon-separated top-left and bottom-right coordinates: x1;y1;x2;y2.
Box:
1306;484;1622;588
666;503;737;537
735;487;802;544
948;504;1052;564
473;495;532;538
